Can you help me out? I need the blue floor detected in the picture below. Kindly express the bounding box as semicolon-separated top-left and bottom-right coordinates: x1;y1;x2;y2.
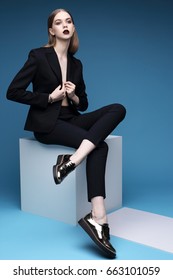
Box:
0;182;173;260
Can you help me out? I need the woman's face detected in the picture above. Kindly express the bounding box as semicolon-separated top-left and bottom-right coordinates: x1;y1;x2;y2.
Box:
49;10;75;41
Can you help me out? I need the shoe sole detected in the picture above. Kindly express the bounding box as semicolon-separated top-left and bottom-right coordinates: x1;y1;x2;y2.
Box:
53;155;67;184
53;165;61;184
78;217;116;259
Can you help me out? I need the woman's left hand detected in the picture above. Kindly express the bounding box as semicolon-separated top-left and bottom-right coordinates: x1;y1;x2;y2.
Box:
64;81;76;99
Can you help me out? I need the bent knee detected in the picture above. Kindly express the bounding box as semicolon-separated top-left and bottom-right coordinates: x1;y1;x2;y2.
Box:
119;104;126;119
113;103;126;120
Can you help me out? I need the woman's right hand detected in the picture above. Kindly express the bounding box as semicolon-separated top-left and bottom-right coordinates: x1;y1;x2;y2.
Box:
49;84;66;103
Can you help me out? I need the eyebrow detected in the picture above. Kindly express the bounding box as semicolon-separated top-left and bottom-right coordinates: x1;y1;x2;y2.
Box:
54;17;72;22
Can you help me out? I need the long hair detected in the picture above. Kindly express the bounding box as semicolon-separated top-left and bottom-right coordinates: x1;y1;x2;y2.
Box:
46;8;79;54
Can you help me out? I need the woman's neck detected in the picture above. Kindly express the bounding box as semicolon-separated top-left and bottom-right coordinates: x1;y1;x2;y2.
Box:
54;39;70;59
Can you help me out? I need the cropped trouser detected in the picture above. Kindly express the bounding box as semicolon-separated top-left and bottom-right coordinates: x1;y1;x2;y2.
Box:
34;103;126;202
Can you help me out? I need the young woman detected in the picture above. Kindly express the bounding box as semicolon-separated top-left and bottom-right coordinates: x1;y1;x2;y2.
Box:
7;8;126;258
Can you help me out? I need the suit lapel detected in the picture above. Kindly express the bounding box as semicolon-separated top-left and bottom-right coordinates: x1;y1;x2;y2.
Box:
45;48;75;84
45;48;62;84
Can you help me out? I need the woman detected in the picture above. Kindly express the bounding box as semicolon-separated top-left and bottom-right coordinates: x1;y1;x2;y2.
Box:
7;8;126;259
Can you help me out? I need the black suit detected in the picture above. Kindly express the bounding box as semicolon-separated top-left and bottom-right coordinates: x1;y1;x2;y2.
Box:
7;46;126;201
7;47;88;133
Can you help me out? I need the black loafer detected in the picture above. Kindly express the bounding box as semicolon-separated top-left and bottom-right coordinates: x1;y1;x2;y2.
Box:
78;213;116;259
53;154;75;184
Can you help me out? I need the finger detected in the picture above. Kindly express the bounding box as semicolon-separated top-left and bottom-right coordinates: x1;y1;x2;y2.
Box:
65;81;74;87
61;84;65;91
65;86;72;92
64;82;71;88
65;84;75;91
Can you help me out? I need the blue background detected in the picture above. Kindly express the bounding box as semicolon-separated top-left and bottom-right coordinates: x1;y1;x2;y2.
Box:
0;0;173;259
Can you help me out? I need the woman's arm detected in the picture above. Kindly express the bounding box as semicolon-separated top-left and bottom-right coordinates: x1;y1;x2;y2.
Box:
6;50;49;109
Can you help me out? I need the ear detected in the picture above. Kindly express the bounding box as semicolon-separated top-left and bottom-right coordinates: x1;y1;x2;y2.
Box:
49;28;55;36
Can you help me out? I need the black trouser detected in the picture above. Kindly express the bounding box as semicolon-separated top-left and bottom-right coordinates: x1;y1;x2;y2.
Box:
34;103;126;201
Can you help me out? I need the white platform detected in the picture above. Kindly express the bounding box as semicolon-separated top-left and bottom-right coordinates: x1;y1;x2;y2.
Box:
19;135;122;225
108;207;173;253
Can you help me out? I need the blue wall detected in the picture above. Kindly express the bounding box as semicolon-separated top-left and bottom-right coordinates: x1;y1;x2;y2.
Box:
1;0;173;211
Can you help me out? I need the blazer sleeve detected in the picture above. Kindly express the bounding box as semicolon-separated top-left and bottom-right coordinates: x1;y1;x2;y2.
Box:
6;50;49;109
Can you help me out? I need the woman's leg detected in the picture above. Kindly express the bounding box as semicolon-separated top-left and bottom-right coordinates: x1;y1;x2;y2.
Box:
35;104;126;258
67;103;125;164
35;103;126;212
70;103;126;147
35;103;125;165
91;196;107;224
35;120;108;204
70;139;95;165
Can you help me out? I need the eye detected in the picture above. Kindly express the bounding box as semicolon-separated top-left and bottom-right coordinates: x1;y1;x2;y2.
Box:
67;19;72;24
55;21;61;25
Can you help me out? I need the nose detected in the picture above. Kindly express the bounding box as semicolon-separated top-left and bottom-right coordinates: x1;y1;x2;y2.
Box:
63;23;67;28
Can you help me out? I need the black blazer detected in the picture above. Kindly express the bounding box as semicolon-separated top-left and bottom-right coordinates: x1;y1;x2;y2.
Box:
6;47;88;133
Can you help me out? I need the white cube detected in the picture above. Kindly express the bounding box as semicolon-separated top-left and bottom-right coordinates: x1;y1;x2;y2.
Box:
19;135;122;225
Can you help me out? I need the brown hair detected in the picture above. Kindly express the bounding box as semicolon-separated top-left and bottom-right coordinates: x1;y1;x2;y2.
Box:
46;8;79;54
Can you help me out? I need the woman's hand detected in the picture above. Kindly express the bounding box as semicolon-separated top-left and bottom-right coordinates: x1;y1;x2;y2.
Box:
64;81;79;105
49;82;79;105
49;84;66;103
64;81;76;99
